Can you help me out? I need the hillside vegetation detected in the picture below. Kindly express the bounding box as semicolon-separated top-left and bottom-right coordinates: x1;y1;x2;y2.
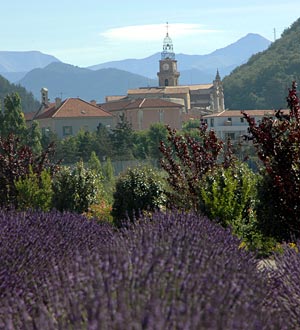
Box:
223;17;300;110
0;74;40;113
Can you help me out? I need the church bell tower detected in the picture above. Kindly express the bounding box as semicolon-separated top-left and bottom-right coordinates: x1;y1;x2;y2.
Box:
157;23;180;87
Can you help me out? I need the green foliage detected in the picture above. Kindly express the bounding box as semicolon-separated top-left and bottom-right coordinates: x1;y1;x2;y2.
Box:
147;123;168;159
0;75;39;113
200;162;258;228
132;130;149;159
76;129;95;162
112;166;167;226
52;161;104;213
27;120;42;154
57;135;79;164
94;123;114;160
0;93;27;139
15;167;53;211
88;151;103;176
102;157;115;183
111;113;135;160
223;17;300;109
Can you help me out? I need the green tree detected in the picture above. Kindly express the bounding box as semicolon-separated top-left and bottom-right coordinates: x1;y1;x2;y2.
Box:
94;123;113;160
200;162;258;229
27;120;42;154
0;75;40;113
15;166;53;211
132;130;149;159
112;166;166;226
147;123;168;159
111;113;134;160
0;93;27;138
76;129;94;162
57;136;79;164
88;151;103;176
52;161;103;213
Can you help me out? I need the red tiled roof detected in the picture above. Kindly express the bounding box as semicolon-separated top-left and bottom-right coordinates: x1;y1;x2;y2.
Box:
100;98;183;113
35;98;112;119
100;99;134;112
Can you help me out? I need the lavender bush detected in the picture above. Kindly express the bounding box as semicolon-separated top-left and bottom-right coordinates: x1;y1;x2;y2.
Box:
0;209;292;329
269;243;300;329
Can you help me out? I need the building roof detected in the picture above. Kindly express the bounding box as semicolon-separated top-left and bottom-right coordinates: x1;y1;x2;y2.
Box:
127;86;192;95
34;98;112;120
203;109;289;118
187;84;213;91
127;84;214;95
100;98;184;112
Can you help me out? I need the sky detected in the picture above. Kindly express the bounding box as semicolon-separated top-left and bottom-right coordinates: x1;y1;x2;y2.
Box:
1;0;300;67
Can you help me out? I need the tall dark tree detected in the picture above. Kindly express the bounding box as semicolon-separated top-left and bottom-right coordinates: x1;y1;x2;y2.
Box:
147;123;168;159
111;113;134;160
0;93;27;139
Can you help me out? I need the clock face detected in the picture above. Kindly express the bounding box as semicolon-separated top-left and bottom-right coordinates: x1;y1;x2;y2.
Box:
162;63;169;70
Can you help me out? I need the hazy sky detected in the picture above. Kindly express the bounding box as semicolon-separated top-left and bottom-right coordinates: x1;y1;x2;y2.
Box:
1;0;299;67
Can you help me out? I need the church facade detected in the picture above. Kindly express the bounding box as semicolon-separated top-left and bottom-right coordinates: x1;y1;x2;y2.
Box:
102;26;225;130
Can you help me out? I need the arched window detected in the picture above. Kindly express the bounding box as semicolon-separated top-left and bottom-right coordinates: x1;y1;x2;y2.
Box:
164;79;169;86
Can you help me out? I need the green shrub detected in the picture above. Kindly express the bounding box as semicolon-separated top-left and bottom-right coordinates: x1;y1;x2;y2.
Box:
112;166;166;226
199;162;269;253
15;167;53;211
200;162;258;227
52;161;104;213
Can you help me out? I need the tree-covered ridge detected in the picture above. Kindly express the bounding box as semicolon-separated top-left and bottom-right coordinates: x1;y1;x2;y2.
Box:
223;17;300;110
0;74;40;113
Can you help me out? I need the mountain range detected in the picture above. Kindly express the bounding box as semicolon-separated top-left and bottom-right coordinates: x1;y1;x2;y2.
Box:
89;33;271;81
0;33;271;106
0;51;60;82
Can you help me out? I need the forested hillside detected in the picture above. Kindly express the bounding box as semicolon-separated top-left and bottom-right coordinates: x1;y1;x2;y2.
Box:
0;74;40;113
223;17;300;110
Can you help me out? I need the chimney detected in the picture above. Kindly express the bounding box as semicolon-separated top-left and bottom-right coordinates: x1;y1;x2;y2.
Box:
90;100;97;106
55;97;62;109
41;87;49;106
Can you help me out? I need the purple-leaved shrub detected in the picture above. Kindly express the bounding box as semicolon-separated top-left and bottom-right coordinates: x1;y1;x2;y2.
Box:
0;209;292;329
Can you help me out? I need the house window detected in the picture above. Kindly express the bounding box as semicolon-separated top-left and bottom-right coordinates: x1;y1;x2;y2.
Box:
164;79;169;86
240;117;244;123
42;127;50;136
63;126;73;136
225;132;235;140
210;118;214;127
227;117;232;122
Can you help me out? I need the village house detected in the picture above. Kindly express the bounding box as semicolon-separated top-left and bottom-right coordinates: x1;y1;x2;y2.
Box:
26;88;113;139
202;109;289;142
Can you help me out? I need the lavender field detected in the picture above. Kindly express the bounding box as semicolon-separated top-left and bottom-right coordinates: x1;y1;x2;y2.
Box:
0;209;299;329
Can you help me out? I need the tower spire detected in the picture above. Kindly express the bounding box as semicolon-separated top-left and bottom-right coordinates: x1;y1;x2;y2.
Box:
161;22;175;60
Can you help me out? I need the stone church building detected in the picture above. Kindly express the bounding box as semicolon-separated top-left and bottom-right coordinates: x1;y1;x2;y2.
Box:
101;26;225;130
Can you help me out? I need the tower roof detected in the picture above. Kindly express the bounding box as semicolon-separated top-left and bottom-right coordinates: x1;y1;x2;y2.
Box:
161;22;175;60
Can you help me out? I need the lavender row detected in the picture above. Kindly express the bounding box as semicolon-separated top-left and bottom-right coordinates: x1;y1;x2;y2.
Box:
0;209;295;329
